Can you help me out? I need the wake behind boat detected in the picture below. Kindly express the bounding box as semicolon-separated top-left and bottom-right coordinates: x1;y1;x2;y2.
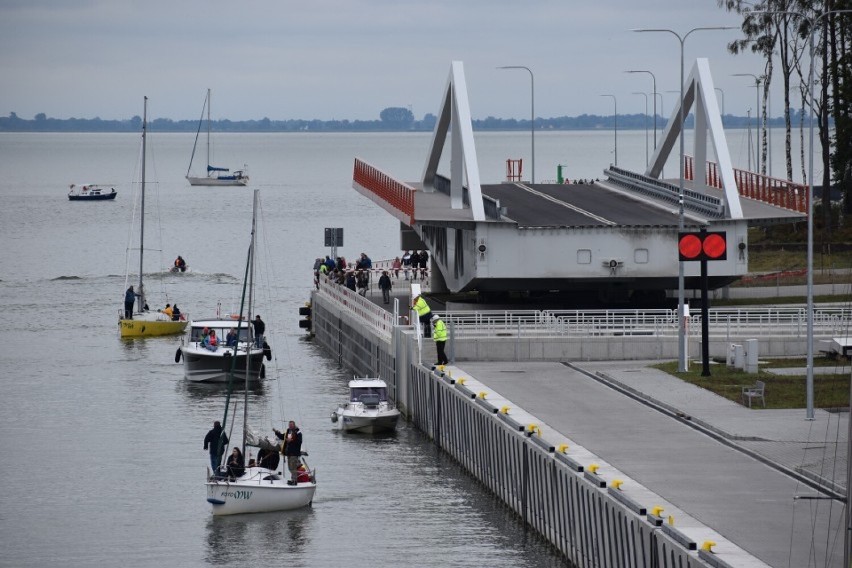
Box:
331;378;400;433
68;183;117;201
177;317;269;383
186;88;248;186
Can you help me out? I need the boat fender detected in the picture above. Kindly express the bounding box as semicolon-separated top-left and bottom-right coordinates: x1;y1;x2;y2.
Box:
175;348;182;363
331;411;338;423
263;341;272;361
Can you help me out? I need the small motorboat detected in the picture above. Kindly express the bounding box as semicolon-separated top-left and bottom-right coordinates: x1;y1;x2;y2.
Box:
331;378;400;433
68;184;117;201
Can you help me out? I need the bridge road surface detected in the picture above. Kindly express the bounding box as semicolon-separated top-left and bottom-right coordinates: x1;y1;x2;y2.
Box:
455;361;846;568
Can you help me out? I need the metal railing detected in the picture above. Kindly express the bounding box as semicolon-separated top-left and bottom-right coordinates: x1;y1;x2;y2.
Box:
439;307;852;339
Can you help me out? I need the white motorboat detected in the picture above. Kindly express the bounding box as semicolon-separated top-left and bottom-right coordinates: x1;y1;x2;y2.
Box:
177;317;268;383
331;378;400;433
68;183;117;201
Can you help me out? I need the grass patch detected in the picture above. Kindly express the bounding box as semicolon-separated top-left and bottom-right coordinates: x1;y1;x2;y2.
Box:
652;359;851;409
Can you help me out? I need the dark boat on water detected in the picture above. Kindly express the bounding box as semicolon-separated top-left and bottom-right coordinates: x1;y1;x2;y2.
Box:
68;184;117;201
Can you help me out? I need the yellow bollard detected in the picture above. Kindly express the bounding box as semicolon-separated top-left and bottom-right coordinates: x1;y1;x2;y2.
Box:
700;541;716;553
611;479;623;490
557;443;569;453
588;463;599;474
651;506;664;517
499;406;511;414
478;391;487;399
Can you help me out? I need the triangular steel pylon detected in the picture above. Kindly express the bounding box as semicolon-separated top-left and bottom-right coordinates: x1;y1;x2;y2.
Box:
646;58;743;220
421;61;486;221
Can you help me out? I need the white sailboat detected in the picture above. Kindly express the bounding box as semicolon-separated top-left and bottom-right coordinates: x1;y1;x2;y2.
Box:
186;88;248;186
119;97;188;338
205;190;316;515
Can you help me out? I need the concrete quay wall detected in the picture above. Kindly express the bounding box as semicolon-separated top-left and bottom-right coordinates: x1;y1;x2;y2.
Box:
310;291;747;567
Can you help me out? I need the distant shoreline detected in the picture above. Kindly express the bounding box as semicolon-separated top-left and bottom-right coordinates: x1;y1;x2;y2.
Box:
0;112;809;133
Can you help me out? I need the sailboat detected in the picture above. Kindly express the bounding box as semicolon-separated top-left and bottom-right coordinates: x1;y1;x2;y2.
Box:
118;97;189;338
205;190;316;515
186;89;249;186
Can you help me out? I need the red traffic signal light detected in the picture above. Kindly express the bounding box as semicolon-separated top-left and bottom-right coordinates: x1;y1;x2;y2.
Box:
678;231;727;261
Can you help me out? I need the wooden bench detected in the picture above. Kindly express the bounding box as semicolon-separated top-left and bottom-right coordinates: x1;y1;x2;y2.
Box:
741;380;766;408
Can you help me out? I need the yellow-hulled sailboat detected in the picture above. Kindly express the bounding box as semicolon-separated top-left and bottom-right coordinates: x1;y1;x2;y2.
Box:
119;97;187;338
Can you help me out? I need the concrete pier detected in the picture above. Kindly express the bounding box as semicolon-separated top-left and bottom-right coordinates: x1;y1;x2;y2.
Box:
307;283;849;567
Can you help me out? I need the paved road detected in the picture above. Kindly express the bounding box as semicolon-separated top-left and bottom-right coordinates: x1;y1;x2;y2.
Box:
454;360;848;568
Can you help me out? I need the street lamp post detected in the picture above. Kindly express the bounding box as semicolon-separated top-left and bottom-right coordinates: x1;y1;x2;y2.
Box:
751;8;852;425
633;91;649;166
733;72;763;174
714;87;725;125
626;70;658;148
633;25;736;373
600;94;618;166
497;66;535;183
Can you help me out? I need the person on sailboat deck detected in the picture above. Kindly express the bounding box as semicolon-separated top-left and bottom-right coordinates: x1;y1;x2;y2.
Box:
225;328;238;347
226;447;245;479
171;304;181;321
203;420;228;474
274;421;303;485
161;304;173;319
252;315;265;348
124;286;139;319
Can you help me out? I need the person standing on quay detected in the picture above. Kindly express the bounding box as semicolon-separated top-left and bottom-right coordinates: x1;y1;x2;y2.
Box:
432;313;448;366
411;294;432;337
378;270;393;304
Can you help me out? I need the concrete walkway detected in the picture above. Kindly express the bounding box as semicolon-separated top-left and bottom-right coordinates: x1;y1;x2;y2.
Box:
451;360;848;568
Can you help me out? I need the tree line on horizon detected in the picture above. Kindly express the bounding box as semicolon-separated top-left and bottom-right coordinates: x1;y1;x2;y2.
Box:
0;106;806;133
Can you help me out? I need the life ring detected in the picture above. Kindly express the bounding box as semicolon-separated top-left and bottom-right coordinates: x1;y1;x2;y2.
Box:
230;314;243;320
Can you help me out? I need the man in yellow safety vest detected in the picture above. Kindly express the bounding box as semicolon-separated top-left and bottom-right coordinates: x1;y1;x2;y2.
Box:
432;313;448;365
411;294;432;338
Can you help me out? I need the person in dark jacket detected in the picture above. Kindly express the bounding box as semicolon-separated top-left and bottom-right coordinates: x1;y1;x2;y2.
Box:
203;420;228;475
124;286;138;319
226;447;245;479
410;251;421;280
252;315;265;348
378;270;392;304
274;421;303;485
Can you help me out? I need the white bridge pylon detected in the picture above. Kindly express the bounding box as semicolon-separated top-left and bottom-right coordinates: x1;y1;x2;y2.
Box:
646;58;743;220
421;61;486;221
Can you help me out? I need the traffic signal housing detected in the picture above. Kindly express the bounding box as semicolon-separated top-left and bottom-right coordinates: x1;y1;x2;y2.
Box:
678;231;727;262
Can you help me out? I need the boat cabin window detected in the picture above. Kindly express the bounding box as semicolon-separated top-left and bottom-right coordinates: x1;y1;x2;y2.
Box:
350;386;387;403
190;327;251;342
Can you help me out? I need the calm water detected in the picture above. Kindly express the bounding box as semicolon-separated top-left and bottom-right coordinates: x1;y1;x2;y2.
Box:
0;127;805;567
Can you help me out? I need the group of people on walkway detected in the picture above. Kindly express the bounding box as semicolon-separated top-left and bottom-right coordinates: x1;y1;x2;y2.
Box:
314;253;375;295
204;419;307;485
393;250;428;281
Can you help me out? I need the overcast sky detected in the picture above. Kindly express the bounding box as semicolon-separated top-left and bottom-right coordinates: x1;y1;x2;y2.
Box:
1;0;775;122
